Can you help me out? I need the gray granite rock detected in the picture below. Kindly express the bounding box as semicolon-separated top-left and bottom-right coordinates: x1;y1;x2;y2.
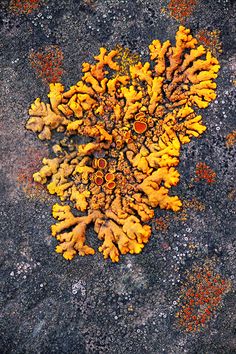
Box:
0;0;235;353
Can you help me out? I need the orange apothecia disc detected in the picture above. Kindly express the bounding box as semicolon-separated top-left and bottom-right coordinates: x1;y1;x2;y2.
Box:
105;173;115;182
95;176;104;186
133;121;147;134
106;181;116;189
97;158;107;169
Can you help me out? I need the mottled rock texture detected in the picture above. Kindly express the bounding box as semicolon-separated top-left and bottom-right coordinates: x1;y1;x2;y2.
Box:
0;0;235;353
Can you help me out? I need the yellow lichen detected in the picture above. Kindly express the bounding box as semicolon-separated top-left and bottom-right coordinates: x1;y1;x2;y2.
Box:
26;26;220;262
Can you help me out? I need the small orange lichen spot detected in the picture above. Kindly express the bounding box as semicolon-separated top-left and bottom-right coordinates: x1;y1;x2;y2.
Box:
16;146;49;202
133;121;147;134
175;260;231;332
25;26;220;262
173;197;205;223
167;0;198;23
227;189;236;201
97;158;107;169
9;0;41;15
29;45;64;84
195;162;216;184
196;29;222;58
226;130;236;148
154;216;169;232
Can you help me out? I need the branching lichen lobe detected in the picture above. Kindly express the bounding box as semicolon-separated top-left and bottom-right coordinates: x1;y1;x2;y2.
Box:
26;26;220;262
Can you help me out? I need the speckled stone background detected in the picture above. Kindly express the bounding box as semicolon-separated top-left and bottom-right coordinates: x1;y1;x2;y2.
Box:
0;0;235;353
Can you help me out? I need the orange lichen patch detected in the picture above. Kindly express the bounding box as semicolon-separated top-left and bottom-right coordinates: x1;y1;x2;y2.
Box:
154;216;170;232
25;26;220;262
9;0;41;14
167;0;198;23
19;180;49;201
97;158;107;169
184;197;205;212
16;146;49;201
196;29;222;58
176;260;231;332
133;121;147;134
195;162;216;184
174;197;205;222
226;130;236;148
186;200;202;217
29;45;64;84
105;173;115;182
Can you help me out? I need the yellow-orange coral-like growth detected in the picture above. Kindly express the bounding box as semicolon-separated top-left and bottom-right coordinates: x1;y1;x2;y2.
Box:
26;26;220;262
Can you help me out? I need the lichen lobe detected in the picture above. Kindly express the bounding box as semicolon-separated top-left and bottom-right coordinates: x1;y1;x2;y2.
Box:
26;26;220;262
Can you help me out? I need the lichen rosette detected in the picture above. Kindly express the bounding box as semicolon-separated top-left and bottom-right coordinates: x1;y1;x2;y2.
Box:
26;26;220;262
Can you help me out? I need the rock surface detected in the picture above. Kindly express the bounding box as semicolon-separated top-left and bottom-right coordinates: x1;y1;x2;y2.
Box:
0;0;235;353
